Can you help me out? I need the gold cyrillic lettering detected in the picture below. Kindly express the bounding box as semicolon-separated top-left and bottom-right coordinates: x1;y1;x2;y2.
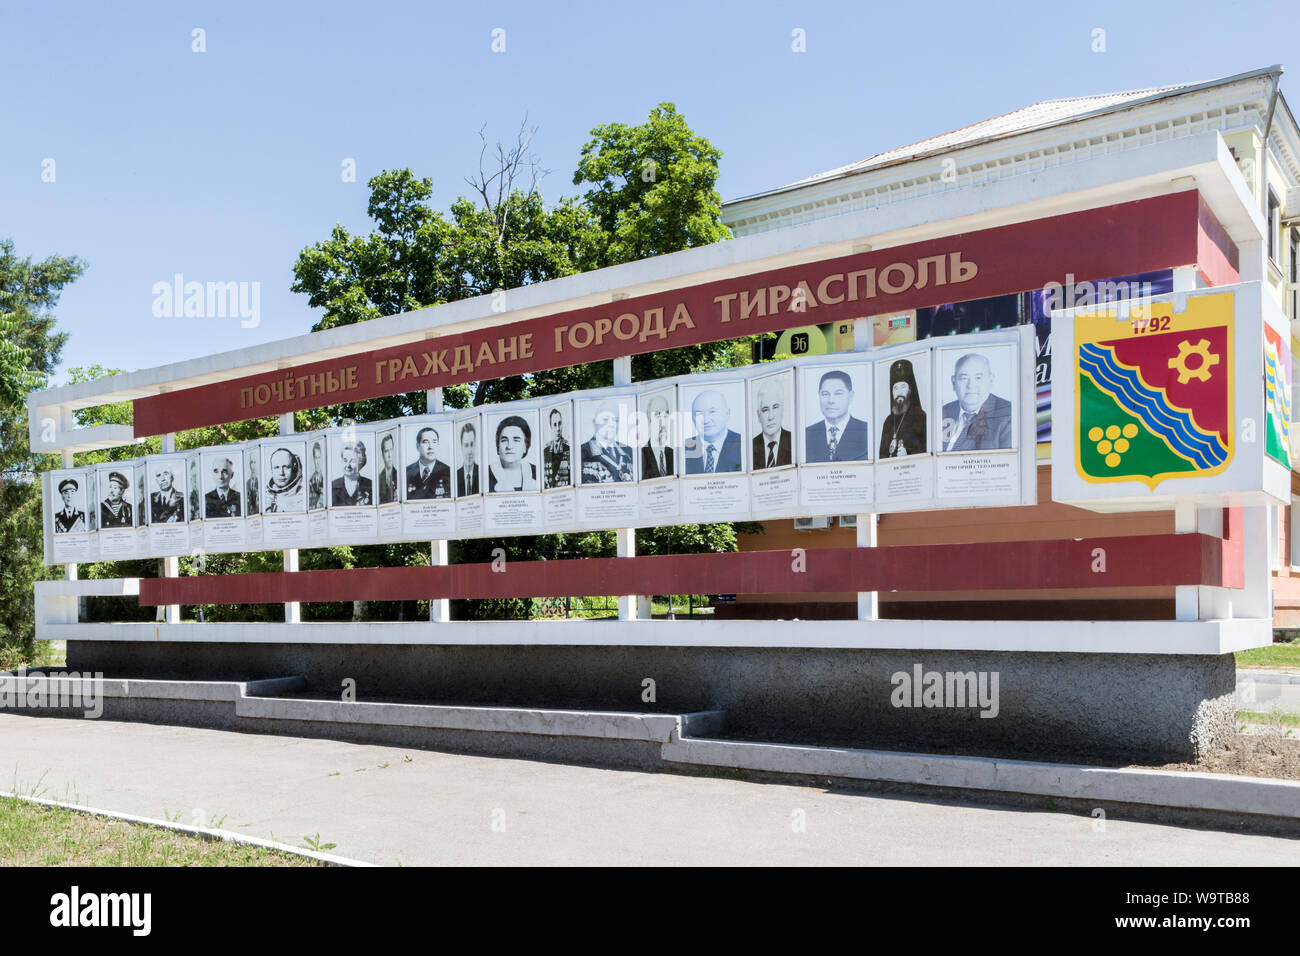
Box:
878;261;915;294
714;293;738;323
569;322;595;348
639;309;667;341
816;273;845;305
613;313;639;340
667;303;695;333
740;289;767;319
846;268;876;301
950;252;978;282
916;254;947;288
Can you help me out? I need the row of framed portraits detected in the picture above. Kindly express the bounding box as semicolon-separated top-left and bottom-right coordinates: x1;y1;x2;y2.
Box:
42;327;1036;564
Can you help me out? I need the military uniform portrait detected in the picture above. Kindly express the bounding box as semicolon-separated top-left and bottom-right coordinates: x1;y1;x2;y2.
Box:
147;459;187;523
541;402;573;490
98;465;136;528
875;352;930;459
201;453;243;518
52;473;88;534
401;421;453;501
578;397;635;484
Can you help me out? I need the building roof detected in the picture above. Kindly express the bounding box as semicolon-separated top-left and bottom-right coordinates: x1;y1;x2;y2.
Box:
729;65;1285;205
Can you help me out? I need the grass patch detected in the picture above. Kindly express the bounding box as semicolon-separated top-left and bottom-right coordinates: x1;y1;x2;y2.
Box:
0;640;66;671
1234;639;1300;670
0;796;323;866
1236;710;1300;728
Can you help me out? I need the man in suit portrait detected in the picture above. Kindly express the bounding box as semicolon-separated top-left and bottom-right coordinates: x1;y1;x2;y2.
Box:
54;477;86;533
330;439;373;506
150;465;185;523
308;441;325;509
941;352;1013;452
804;369;870;462
685;389;743;474
377;433;400;504
456;423;480;496
879;358;928;458
188;458;200;519
204;459;242;518
640;394;674;479
751;378;792;470
581;401;635;483
542;408;571;488
406;426;451;500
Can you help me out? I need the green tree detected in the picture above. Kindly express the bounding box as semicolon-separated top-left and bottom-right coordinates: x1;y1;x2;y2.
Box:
290;107;756;619
0;239;85;664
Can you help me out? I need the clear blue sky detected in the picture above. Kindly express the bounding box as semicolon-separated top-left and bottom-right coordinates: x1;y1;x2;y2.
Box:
2;0;1293;383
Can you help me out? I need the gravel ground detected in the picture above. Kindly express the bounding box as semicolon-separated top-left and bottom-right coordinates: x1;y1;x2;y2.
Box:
1151;731;1300;780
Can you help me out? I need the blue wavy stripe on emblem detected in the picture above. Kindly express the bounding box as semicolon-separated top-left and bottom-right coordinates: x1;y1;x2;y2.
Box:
1079;343;1227;468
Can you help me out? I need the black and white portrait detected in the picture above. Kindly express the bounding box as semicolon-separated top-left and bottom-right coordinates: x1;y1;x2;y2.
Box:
402;421;453;501
875;353;930;459
186;455;201;521
376;428;400;505
936;345;1016;453
486;409;541;494
201;453;243;519
261;441;307;513
98;464;137;528
455;417;481;496
244;444;261;516
85;470;98;532
800;362;872;463
680;380;746;474
578;397;635;484
541;402;573;489
637;388;676;480
52;472;88;534
328;432;376;507
749;370;794;471
307;439;326;510
147;459;187;524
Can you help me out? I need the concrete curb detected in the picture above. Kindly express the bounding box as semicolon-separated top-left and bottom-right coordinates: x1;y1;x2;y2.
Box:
662;737;1300;821
0;791;372;866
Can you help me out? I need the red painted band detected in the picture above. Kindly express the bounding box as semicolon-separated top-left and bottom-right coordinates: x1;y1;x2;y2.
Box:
132;192;1207;437
139;532;1240;606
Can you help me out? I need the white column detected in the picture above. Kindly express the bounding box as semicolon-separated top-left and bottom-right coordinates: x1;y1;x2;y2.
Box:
279;412;301;624
857;515;878;621
611;357;639;620
1174;502;1198;621
427;388;450;623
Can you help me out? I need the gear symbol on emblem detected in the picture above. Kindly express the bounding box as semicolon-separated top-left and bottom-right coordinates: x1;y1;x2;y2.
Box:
1168;338;1219;384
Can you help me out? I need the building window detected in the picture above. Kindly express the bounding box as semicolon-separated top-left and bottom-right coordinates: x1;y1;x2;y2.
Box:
1268;189;1280;264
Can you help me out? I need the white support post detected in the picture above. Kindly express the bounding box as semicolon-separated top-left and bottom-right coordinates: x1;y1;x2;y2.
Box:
1174;502;1198;621
426;388;450;623
157;430;181;623
857;515;878;621
278;412;301;624
611;357;639;621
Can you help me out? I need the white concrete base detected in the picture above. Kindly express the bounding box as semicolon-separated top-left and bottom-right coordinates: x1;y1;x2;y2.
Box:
37;616;1275;655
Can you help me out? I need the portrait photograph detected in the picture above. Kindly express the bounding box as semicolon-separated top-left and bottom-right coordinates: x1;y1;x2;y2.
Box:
260;440;308;514
51;470;89;534
875;351;931;459
577;395;636;484
748;370;795;471
376;427;401;505
799;360;873;464
186;454;201;521
306;437;327;510
541;401;574;490
637;387;677;481
454;416;482;496
85;469;98;532
146;458;188;524
135;464;148;526
680;380;747;475
485;408;541;494
200;451;244;519
97;462;138;528
328;430;376;507
936;344;1017;453
401;420;454;501
243;443;262;516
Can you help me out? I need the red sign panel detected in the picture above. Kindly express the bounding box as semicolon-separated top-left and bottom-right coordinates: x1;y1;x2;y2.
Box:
134;191;1206;437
